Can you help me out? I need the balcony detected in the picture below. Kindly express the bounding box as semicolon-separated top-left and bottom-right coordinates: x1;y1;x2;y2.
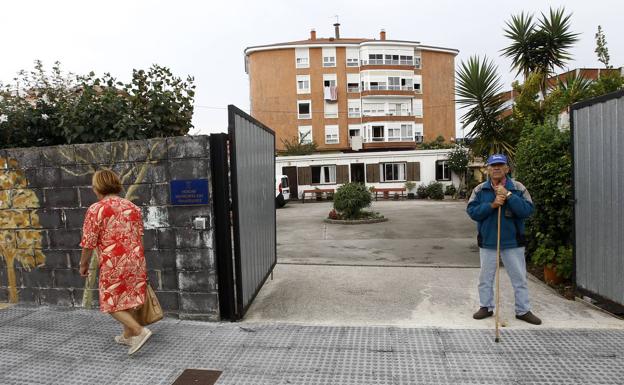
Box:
366;136;416;143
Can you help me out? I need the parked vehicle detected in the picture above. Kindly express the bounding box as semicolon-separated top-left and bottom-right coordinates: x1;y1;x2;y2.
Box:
276;175;290;208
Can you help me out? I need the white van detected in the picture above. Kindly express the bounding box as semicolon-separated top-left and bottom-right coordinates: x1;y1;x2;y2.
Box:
275;174;290;208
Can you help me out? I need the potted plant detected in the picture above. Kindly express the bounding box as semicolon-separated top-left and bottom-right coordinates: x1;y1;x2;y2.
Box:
405;181;416;199
531;244;563;285
393;192;399;200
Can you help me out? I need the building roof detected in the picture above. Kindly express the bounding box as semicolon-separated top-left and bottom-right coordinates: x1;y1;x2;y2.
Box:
244;37;458;55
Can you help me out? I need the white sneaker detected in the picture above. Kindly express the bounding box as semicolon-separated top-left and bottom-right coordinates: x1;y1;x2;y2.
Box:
127;327;152;355
114;335;132;346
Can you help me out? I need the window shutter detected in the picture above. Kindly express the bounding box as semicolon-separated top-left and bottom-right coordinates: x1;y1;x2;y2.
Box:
407;162;421;181
297;167;312;185
336;165;349;184
366;163;379;183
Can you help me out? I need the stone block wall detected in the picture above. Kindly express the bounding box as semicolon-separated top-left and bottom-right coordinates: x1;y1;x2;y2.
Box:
0;135;218;320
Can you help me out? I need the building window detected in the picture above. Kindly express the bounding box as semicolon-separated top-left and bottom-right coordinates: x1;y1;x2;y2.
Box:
372;125;384;141
385;54;399;65
296;57;309;68
436;160;451;181
388;126;401;140
297;75;310;94
324;101;338;118
298;101;311;119
346;58;359;67
414;75;422;93
381;163;406;182
311;165;336;184
323;56;336;67
325;125;339;144
296;48;310;68
362;103;384;116
400;124;413;141
414;57;422;68
388;77;400;90
347;82;359;92
368;54;383;65
348;100;360;117
400;55;413;65
413;99;423;118
298;126;312;144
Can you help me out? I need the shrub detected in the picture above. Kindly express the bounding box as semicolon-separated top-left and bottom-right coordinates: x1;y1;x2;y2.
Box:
445;184;457;196
333;182;372;219
516;121;572;278
0;61;195;148
416;184;428;199
426;182;444;200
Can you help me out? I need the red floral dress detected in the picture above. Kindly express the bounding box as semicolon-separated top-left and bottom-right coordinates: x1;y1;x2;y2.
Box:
80;196;147;313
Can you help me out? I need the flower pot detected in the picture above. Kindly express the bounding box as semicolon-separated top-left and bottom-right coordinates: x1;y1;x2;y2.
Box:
544;265;563;285
407;193;415;199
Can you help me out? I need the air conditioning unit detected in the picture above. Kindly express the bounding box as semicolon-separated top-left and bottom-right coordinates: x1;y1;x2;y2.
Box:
415;135;424;143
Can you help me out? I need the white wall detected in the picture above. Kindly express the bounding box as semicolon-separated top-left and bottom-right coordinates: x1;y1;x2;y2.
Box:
276;149;461;199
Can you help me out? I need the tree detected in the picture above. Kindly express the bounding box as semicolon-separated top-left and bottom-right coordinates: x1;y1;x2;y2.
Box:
279;132;318;155
0;157;45;303
446;145;470;195
456;56;517;159
501;8;579;94
595;25;611;69
0;61;195;149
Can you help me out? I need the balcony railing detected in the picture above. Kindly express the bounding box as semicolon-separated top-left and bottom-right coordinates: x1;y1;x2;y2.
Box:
361;59;414;66
365;136;417;143
361;111;413;117
362;85;413;91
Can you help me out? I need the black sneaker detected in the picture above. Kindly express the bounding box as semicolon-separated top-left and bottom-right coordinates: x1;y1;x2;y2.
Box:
473;307;493;320
516;311;542;325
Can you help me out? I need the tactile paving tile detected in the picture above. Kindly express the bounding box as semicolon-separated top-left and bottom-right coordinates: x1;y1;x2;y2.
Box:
2;306;624;385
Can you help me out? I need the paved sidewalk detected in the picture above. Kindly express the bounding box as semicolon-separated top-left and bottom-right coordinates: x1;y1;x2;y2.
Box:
2;306;624;385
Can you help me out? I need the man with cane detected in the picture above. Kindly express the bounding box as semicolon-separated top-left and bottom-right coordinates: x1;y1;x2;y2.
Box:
467;154;542;327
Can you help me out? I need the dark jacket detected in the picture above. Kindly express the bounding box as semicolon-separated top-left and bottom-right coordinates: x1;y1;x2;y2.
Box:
466;178;534;249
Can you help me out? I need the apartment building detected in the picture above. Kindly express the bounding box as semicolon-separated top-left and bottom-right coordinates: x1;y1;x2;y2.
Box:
244;25;458;153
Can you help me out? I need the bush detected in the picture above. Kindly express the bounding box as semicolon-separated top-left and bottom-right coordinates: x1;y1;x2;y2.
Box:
0;61;195;148
404;181;416;192
516;121;572;278
426;182;445;200
445;184;457;196
416;184;428;199
333;182;372;219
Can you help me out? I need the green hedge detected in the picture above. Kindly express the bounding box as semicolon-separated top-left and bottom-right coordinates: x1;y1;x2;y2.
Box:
515;121;573;278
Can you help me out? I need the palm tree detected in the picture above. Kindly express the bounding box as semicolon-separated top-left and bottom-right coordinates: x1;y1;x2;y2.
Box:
502;7;579;94
456;56;516;159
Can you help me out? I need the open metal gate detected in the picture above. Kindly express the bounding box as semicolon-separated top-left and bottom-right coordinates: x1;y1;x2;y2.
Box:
571;90;624;308
211;105;276;320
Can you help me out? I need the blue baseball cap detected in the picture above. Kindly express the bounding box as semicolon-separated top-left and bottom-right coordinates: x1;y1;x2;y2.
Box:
486;154;508;166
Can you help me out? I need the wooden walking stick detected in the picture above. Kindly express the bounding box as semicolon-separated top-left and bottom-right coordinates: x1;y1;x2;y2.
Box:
494;206;502;343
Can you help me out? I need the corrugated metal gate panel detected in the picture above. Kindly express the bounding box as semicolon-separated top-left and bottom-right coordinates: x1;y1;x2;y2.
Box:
229;105;276;317
572;91;624;305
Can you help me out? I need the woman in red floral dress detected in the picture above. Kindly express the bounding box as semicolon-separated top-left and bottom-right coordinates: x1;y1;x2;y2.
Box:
79;169;152;355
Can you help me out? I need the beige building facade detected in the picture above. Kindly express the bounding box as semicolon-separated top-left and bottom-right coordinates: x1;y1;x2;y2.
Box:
245;26;458;153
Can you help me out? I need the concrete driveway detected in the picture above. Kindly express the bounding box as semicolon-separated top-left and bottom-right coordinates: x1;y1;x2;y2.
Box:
244;200;623;329
276;200;478;267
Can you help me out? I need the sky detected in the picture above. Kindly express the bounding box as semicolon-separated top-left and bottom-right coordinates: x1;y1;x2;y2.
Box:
1;0;622;138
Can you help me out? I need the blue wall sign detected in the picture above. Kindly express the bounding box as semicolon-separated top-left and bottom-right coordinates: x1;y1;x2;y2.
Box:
170;179;210;205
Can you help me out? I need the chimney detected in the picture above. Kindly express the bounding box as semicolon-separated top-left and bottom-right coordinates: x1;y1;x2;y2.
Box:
310;29;316;40
334;23;340;39
380;29;386;40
